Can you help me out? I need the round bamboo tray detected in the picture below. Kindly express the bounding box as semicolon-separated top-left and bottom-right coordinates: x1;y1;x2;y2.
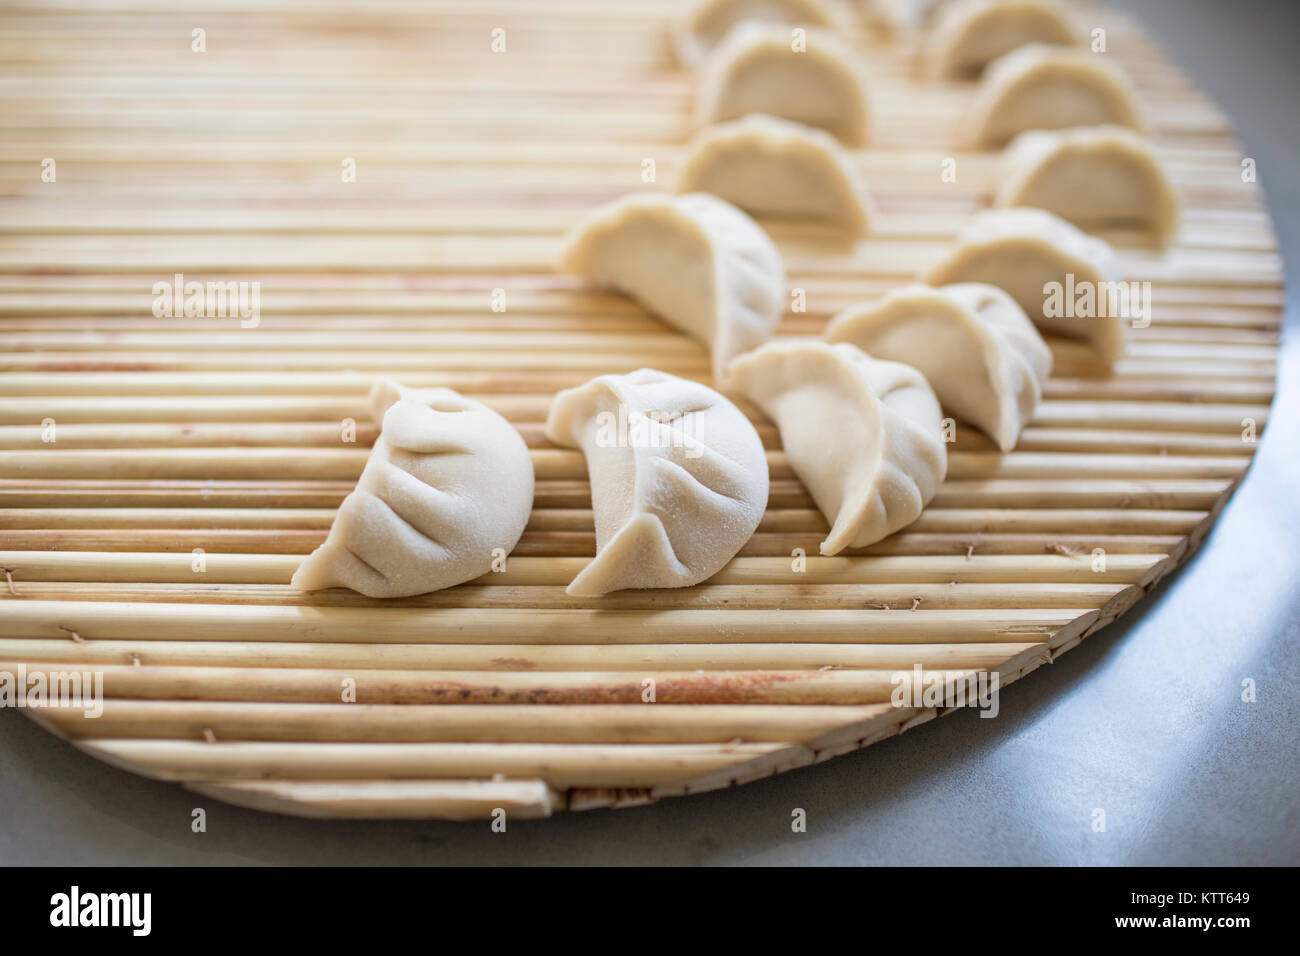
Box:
0;0;1280;820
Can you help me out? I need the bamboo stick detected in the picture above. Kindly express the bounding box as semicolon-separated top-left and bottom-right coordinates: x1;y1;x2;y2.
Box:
0;551;1165;586
0;212;1278;254
0;599;1099;644
0;380;1275;417
0;506;1209;534
0;529;1187;556
179;778;560;820
0;424;1258;456
31;700;912;744
0;580;1133;611
0;389;1275;426
0;244;1279;285
79;739;796;789
0;637;1048;673
0;476;1239;510
7;661;988;706
0;447;1255;481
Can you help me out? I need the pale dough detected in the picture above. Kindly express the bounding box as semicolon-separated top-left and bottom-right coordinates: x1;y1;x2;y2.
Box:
696;20;871;145
559;192;787;380
677;113;874;235
546;368;769;596
966;43;1142;146
924;0;1076;79
293;381;534;598
924;206;1125;363
826;282;1052;451
995;125;1181;241
725;340;947;554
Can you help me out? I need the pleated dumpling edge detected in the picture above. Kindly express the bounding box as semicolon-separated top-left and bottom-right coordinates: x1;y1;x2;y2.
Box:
558;192;786;378
827;282;1052;452
546;368;769;596
726;340;947;555
291;381;534;598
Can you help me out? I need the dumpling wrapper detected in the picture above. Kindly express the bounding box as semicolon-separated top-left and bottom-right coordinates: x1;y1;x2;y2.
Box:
995;125;1180;241
546;368;769;596
826;282;1051;451
726;340;946;554
696;21;871;145
559;192;786;379
865;0;948;34
676;113;875;235
924;0;1076;79
293;381;534;598
674;0;843;67
965;43;1143;146
924;206;1124;363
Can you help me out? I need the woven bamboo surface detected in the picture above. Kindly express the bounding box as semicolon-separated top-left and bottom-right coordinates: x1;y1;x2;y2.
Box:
0;0;1280;819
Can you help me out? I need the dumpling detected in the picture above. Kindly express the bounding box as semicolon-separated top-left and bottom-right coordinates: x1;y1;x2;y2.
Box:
924;0;1076;79
995;125;1180;241
696;21;871;146
676;114;874;235
923;207;1124;362
545;368;769;596
866;0;949;34
558;192;786;379
825;283;1051;451
674;0;842;67
965;44;1143;146
725;341;946;554
293;381;534;598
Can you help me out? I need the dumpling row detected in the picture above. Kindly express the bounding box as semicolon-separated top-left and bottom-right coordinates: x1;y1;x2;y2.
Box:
300;0;1177;599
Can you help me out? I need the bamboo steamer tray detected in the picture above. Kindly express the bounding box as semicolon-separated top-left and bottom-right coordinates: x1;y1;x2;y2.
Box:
0;0;1280;820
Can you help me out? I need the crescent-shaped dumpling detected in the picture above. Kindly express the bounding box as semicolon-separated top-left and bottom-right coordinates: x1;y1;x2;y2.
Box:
559;192;786;379
696;21;871;145
866;0;948;34
674;0;840;67
924;0;1076;79
924;207;1124;362
676;114;874;235
725;340;946;554
965;44;1143;146
293;381;534;598
995;125;1180;241
825;282;1051;451
546;368;769;596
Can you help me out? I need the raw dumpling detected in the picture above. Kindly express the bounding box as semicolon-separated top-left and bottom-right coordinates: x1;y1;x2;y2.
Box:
558;192;786;379
293;381;534;598
725;341;946;554
825;283;1051;451
924;0;1076;79
924;207;1123;362
546;368;769;596
674;0;842;67
965;44;1142;146
995;125;1180;241
696;21;871;145
866;0;948;34
676;114;874;235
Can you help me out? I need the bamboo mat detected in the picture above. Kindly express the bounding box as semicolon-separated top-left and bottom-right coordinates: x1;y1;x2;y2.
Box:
0;0;1280;820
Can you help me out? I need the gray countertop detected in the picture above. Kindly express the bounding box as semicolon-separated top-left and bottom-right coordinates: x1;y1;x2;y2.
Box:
1;0;1296;866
